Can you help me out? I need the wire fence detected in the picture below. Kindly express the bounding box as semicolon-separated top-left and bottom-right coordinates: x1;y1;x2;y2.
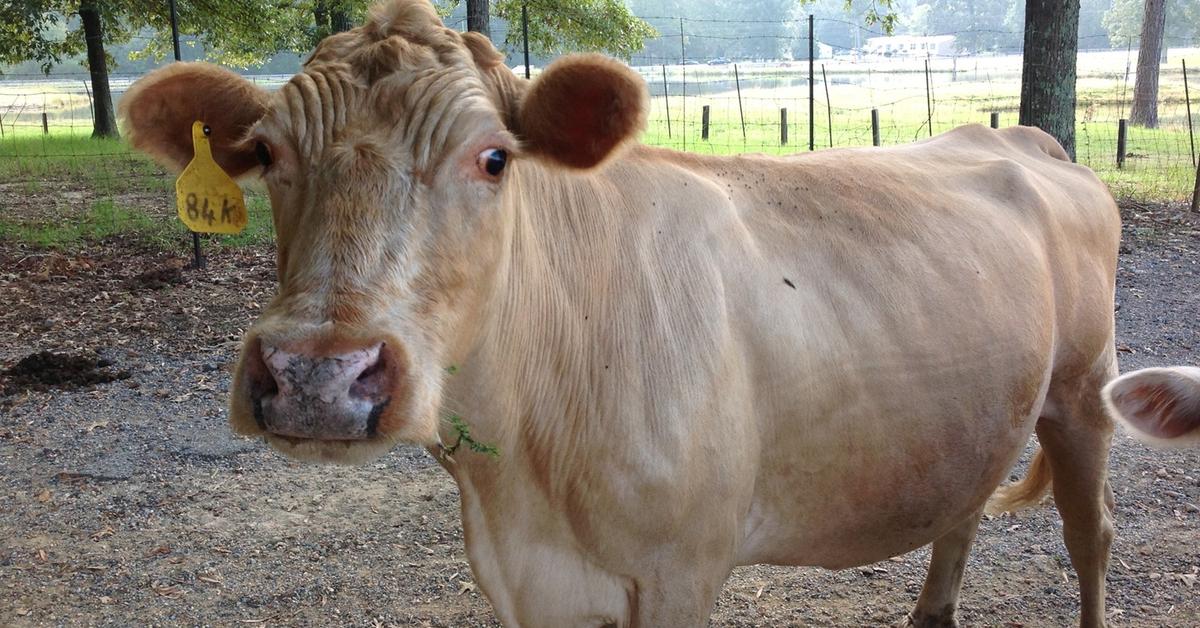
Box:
1;19;1198;236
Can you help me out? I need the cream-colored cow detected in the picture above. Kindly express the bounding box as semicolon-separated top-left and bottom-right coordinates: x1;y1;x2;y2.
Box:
120;1;1122;625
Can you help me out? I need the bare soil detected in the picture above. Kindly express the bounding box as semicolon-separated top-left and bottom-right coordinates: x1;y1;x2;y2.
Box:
1;202;1198;627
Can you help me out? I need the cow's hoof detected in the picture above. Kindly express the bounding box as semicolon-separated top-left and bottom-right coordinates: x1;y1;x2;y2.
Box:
895;610;959;628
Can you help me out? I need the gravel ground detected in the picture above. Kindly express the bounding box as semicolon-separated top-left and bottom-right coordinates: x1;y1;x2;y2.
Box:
0;201;1198;627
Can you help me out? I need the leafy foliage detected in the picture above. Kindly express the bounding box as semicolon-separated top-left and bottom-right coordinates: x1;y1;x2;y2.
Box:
443;0;657;58
441;414;500;458
1102;0;1200;46
0;1;315;74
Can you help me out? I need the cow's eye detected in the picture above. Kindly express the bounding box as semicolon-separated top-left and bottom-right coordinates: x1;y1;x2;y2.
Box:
477;148;507;177
254;141;273;168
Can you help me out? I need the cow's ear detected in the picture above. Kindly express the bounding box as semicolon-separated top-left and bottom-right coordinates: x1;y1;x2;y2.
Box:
517;54;647;169
119;62;270;176
1103;367;1200;446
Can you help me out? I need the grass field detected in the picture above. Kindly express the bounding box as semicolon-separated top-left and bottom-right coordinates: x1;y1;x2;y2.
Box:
0;132;275;250
1;50;1198;251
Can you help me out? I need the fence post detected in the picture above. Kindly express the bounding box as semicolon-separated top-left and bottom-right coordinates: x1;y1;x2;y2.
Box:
168;0;205;270
821;63;833;148
808;14;814;151
1192;159;1200;213
990;112;1000;129
871;109;880;147
702;105;710;141
680;17;686;152
734;64;746;141
1117;119;1127;169
522;4;530;79
42;112;49;135
661;65;671;139
1184;59;1195;167
924;56;933;137
781;108;788;146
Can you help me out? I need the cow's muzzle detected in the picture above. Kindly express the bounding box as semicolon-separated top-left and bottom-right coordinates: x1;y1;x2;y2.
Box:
246;341;393;441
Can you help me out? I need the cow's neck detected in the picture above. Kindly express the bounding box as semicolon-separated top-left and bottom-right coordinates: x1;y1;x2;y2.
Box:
440;152;654;499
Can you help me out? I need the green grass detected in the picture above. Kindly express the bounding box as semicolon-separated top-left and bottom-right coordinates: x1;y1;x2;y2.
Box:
0;198;177;248
0;192;274;251
639;80;1199;202
2;81;1195;253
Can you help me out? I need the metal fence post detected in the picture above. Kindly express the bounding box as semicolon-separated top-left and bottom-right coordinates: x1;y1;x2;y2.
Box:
1184;59;1195;167
822;63;832;148
871;109;880;147
734;64;746;141
661;65;671;139
781;108;788;146
169;0;204;270
808;14;814;152
924;57;933;137
1117;119;1127;169
990;112;1000;129
42;112;49;135
701;105;710;141
1192;159;1200;213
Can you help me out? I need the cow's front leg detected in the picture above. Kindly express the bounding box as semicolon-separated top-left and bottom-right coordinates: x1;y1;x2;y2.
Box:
630;562;732;628
896;508;984;628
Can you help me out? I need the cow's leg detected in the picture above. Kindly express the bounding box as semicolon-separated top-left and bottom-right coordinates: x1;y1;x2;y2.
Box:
632;566;730;628
897;508;983;628
1037;372;1116;628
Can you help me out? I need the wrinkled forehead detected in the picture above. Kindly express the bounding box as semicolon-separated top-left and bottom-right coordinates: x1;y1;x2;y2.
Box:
256;7;500;161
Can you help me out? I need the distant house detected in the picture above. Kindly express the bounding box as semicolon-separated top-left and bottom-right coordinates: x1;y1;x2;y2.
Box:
864;35;957;57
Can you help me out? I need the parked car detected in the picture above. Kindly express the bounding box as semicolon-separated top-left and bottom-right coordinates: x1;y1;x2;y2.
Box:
708;57;731;65
681;58;701;65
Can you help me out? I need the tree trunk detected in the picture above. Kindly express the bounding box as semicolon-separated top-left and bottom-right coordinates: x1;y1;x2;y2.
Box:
330;8;352;33
80;0;117;138
467;0;490;39
1130;0;1167;128
1019;0;1079;161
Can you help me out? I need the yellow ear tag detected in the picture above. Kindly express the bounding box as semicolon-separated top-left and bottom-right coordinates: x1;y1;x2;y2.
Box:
175;121;248;234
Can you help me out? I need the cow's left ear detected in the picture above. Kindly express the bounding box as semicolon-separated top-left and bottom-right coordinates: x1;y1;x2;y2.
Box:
1103;366;1200;446
517;54;647;169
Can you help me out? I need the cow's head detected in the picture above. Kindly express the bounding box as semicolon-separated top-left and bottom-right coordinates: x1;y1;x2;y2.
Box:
120;0;647;463
1103;366;1200;447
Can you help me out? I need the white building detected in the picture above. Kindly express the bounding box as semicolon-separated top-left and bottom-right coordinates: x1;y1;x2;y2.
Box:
864;35;957;57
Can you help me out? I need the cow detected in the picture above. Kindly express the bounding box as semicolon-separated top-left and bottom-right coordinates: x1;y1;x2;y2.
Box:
118;1;1122;625
1104;366;1200;446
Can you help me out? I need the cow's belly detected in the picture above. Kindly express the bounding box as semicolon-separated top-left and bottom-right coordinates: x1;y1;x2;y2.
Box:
734;348;1051;569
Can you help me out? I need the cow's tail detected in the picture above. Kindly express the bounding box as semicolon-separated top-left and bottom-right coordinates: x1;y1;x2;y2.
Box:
986;448;1052;514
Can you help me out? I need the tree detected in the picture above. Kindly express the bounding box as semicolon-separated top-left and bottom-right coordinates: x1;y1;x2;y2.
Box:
1;2;312;138
449;0;656;58
79;0;116;137
466;0;490;38
313;1;358;44
1103;0;1200;45
1128;0;1167;127
1020;0;1081;161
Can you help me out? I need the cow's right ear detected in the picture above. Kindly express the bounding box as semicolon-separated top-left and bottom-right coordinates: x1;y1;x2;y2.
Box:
119;62;270;176
1103;366;1200;446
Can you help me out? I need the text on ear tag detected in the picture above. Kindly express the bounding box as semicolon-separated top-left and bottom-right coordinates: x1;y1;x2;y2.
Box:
175;121;248;234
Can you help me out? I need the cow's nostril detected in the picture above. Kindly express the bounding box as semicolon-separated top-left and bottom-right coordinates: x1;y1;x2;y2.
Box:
350;344;389;402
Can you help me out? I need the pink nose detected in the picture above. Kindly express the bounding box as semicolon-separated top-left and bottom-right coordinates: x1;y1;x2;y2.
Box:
253;342;391;440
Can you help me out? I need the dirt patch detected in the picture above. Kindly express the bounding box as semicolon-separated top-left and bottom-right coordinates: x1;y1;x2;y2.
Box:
0;351;131;396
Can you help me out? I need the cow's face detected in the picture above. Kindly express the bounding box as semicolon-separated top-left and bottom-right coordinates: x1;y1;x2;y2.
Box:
120;0;646;463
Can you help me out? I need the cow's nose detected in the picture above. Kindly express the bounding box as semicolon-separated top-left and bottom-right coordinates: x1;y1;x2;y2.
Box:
252;342;391;440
